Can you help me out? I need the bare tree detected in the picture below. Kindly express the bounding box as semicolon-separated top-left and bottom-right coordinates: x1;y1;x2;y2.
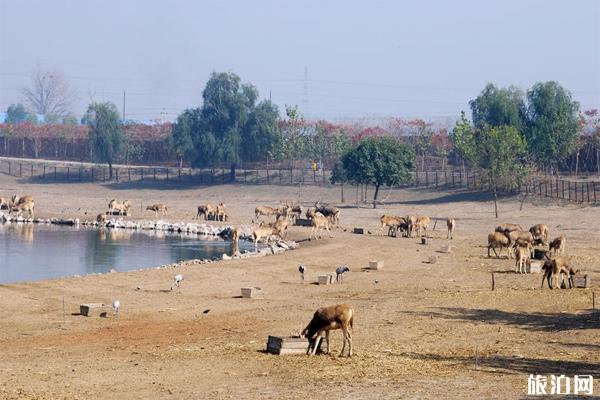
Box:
21;68;77;118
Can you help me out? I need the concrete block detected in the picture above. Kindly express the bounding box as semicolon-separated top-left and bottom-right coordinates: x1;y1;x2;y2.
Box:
80;303;109;317
369;260;384;270
241;287;264;298
318;275;333;285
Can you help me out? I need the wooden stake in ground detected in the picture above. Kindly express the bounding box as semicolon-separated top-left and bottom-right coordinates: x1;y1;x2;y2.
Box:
491;273;495;291
62;296;66;325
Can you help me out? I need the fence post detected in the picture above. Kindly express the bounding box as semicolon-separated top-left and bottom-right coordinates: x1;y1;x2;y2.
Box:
67;167;70;181
425;171;429;187
435;171;438;187
575;182;578;202
30;164;33;177
116;168;119;182
256;169;259;183
550;180;553;198
587;182;590;203
189;168;192;182
19;163;22;177
154;168;156;181
166;168;169;180
267;168;270;184
594;181;597;203
8;161;11;176
91;168;94;182
279;169;282;184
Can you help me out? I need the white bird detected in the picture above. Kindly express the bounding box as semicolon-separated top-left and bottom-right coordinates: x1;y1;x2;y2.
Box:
112;300;120;316
335;265;350;283
298;265;306;281
171;274;184;292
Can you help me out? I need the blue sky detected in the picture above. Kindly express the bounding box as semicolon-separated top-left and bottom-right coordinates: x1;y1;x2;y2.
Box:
1;0;598;122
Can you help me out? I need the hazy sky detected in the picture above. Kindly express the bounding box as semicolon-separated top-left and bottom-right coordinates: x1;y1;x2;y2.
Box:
1;0;599;122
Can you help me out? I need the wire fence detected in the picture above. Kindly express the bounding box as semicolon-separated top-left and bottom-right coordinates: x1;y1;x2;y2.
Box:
0;159;333;186
1;159;597;204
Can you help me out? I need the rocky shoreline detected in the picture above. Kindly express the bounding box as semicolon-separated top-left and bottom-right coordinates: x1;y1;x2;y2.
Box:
0;212;298;270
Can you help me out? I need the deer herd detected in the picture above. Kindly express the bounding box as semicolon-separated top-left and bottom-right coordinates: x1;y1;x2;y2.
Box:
487;222;579;289
0;190;589;358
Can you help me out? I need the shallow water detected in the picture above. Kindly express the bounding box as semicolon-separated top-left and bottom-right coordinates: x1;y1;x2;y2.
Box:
0;223;252;284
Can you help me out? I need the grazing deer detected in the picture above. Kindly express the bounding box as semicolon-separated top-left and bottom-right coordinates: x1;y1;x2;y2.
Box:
302;304;354;357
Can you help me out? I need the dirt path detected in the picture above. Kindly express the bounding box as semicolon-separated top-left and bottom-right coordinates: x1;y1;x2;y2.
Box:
0;174;599;399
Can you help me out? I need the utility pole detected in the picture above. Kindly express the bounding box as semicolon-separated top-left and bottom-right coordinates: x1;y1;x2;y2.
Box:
302;66;309;118
160;108;167;124
122;90;126;122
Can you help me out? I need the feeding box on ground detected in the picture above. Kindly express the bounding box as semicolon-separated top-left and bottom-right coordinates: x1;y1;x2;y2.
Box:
527;260;543;274
572;275;591;289
80;303;109;317
353;227;364;234
266;335;312;355
318;275;333;285
241;287;264;298
421;237;430;245
294;218;313;227
369;260;384;270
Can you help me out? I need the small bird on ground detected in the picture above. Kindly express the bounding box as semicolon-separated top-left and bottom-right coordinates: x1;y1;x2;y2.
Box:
298;265;306;281
171;274;184;292
112;300;120;317
335;265;350;283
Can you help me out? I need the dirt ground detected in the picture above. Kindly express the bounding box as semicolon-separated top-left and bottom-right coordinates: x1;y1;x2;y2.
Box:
0;173;599;400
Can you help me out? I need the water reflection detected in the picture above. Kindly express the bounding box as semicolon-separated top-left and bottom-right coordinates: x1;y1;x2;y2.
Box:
0;224;254;284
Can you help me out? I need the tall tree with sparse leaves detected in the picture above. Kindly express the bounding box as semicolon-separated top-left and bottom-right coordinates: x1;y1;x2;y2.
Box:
83;102;123;179
471;125;529;218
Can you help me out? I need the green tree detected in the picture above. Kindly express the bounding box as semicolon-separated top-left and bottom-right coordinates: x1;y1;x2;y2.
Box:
524;81;580;171
415;121;433;172
471;126;529;218
330;160;349;203
449;111;476;172
83;102;123;179
169;108;197;168
5;103;36;124
199;71;255;169
342;137;415;208
469;83;526;131
241;100;280;162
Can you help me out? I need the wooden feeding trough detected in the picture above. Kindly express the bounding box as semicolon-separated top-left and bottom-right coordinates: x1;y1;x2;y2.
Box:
80;303;110;317
368;260;384;270
318;275;334;285
441;244;452;254
527;260;543;274
241;287;264;298
266;335;316;355
572;275;591;289
294;218;313;227
353;227;364;234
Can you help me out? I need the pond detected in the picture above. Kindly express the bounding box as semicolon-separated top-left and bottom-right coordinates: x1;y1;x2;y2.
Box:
0;223;253;284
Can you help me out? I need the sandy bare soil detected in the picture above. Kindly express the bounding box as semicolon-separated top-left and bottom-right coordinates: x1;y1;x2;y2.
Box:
0;173;599;400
